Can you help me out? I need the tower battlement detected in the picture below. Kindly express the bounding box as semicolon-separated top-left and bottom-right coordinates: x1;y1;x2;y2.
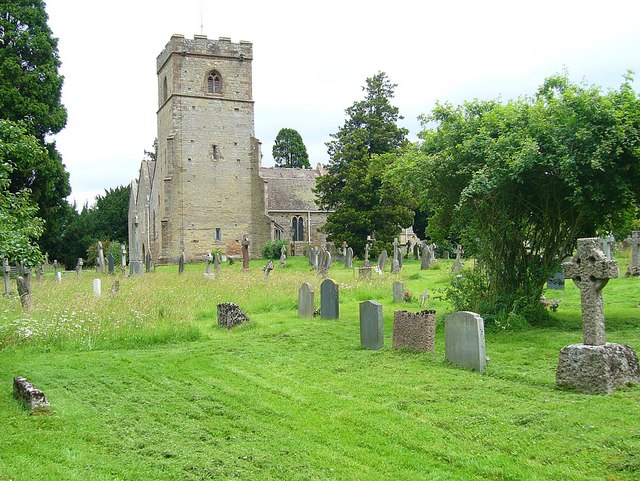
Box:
157;34;253;73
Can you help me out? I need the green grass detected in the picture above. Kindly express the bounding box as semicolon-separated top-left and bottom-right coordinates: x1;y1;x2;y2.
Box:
1;255;639;480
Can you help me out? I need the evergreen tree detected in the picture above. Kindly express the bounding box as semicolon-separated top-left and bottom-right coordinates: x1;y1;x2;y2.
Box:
314;72;411;255
0;0;71;259
272;128;310;168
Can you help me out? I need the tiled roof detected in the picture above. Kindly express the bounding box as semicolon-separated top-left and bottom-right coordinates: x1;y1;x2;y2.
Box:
260;167;324;212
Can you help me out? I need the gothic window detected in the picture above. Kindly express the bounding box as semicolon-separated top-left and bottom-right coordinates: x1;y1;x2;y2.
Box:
162;76;168;102
207;71;222;94
292;216;304;242
215;228;222;241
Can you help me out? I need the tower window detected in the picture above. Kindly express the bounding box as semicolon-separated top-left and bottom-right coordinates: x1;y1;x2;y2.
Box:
215;228;222;241
207;72;222;94
292;216;304;242
162;76;168;102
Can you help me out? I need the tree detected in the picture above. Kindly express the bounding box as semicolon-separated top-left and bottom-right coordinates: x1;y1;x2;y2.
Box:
272;128;310;168
0;120;45;266
314;72;411;255
1;0;71;259
396;73;640;322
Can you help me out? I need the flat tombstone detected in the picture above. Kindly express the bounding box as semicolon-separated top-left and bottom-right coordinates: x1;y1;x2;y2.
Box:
298;282;315;318
345;247;353;269
392;310;436;351
393;281;404;303
445;311;487;372
93;278;101;297
320;278;339;319
359;300;383;350
377;250;388;272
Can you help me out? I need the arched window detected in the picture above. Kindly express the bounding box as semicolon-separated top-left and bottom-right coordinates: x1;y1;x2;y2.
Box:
292;216;304;242
207;71;222;94
162;77;168;102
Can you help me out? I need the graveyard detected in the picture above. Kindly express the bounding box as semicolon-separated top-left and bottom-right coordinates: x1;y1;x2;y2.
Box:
1;253;639;480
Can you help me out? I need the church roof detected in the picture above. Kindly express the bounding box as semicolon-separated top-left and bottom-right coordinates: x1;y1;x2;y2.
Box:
260;167;324;212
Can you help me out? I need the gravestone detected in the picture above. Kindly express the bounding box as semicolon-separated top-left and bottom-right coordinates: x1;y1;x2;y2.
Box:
217;302;251;329
359;300;384;350
178;251;185;274
214;252;222;272
546;271;565;290
55;272;62;283
421;242;432;270
320;278;339;319
392;310;436;351
13;377;49;410
107;253;115;275
393;281;404;303
345;247;354;269
445;311;487;372
452;245;464;273
17;275;31;309
93;279;102;297
391;259;400;275
601;234;615;261
263;259;274;278
364;242;371;267
3;258;11;296
308;246;315;266
53;260;58;275
358;266;372;279
145;251;152;273
626;231;640;276
377;250;388;272
241;235;250;270
36;265;43;282
420;289;430;307
413;243;420;260
111;280;120;295
443;251;450;260
556;237;640;394
298;282;315;318
279;245;287;266
97;241;106;273
393;238;401;270
205;251;214;275
121;244;127;275
319;251;332;278
76;258;83;277
342;241;348;258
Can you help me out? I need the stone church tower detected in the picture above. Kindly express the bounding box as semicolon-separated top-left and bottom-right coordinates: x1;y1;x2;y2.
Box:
144;34;271;263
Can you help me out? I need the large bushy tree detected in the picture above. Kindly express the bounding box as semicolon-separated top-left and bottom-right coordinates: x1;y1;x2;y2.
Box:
272;128;310;168
1;0;71;259
393;73;640;321
315;72;411;255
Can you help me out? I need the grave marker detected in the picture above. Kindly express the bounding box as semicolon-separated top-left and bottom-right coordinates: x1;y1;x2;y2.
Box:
298;282;315;318
345;247;353;269
626;231;640;276
445;311;487;372
107;253;115;275
217;302;251;329
76;258;83;277
241;235;250;270
93;278;102;297
377;250;388;272
359;300;384;350
178;251;185;274
392;310;436;351
13;377;49;410
263;259;274;278
320;278;339;319
393;281;404;303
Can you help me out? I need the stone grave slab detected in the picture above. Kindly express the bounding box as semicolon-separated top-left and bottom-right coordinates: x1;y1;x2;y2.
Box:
298;282;315;318
320;279;339;319
359;300;383;350
393;281;404;303
445;311;486;372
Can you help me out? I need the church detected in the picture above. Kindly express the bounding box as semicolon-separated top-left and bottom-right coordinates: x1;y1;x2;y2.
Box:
128;34;329;266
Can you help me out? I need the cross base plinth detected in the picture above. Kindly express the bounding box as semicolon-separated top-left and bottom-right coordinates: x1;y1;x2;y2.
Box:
556;343;640;394
626;265;640;277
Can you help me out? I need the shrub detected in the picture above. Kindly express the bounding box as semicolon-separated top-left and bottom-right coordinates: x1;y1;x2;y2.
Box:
262;239;288;260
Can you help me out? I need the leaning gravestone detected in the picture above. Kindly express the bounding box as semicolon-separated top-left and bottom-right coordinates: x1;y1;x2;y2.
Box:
359;300;383;350
217;302;251;329
298;282;315;318
345;247;354;269
263;259;274;278
393;310;436;351
13;377;50;410
320;278;339;319
626;231;640;276
556;237;640;394
17;275;31;309
445;311;487;372
377;250;388;272
393;281;404;303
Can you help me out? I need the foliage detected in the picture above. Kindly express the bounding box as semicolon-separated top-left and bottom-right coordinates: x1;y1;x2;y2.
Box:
272;128;310;168
315;72;412;256
143;138;157;162
0;120;44;266
262;239;287;259
0;0;71;258
397;72;640;319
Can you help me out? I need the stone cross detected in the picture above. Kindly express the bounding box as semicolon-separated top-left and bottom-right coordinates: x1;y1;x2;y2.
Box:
263;259;274;278
76;258;83;277
563;237;619;345
3;258;11;296
121;244;127;275
214;252;221;271
53;260;58;275
452;244;464;273
279;244;287;266
205;251;213;275
97;241;106;273
420;288;430;307
241;235;250;270
626;231;640;276
364;242;371;266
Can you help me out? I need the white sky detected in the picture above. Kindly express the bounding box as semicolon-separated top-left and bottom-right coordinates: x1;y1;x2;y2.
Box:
44;0;640;208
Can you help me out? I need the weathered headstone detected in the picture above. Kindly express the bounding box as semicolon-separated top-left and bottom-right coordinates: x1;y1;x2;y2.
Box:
392;309;436;351
76;258;83;277
279;244;287;266
53;259;58;275
13;377;50;410
97;241;106;273
263;259;274;278
308;246;315;266
111;280;120;295
205;251;214;275
93;278;102;297
391;259;400;275
3;258;11;296
178;251;185;274
359;300;384;350
601;234;615;261
298;282;315;318
345;247;353;269
364;242;371;267
241;235;250;270
121;244;127;275
445;311;487;372
17;275;31;309
358;266;373;279
413;243;420;260
214;252;222;272
452;245;464;273
393;281;404;303
320;278;339;319
546;271;565;290
319;251;332;278
107;253;115;275
626;231;640;276
443;251;450;260
217;302;251;329
421;242;433;270
145;251;152;273
393;238;401;270
420;289;430;307
556;237;640;394
55;272;62;283
36;265;43;282
377;250;388;273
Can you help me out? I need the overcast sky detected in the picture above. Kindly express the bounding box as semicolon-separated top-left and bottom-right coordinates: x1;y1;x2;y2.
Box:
44;0;640;208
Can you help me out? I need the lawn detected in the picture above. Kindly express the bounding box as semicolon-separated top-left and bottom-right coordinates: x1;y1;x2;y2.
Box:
1;255;639;480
